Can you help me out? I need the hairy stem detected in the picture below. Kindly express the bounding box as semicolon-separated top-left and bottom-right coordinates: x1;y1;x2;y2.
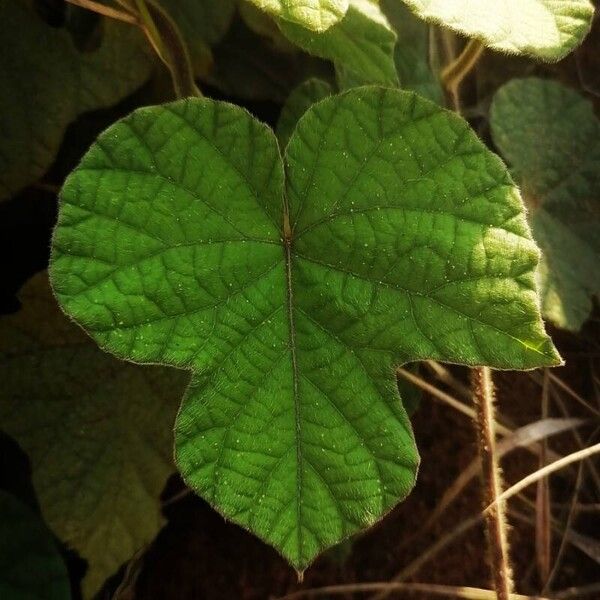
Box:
441;38;484;110
471;366;514;600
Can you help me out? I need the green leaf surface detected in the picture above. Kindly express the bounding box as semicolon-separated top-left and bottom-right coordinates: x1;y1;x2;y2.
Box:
50;87;559;571
0;273;187;598
0;0;152;202
279;0;398;88
277;78;333;149
248;0;349;31
0;492;70;600
400;0;594;61
380;0;443;103
491;78;600;330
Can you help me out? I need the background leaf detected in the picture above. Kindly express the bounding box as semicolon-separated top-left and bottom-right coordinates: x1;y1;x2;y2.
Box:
401;0;594;61
276;78;333;148
0;273;188;598
0;491;70;600
490;77;600;331
380;0;443;103
279;0;398;88
247;0;349;32
0;0;152;202
49;89;559;573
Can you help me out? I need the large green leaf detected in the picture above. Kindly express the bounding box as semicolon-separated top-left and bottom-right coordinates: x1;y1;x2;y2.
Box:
248;0;349;31
0;273;187;598
491;78;600;331
0;492;70;600
279;0;398;88
50;88;559;571
400;0;594;61
0;0;152;202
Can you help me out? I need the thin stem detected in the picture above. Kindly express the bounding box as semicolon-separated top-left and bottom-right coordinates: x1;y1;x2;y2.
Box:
441;38;484;110
471;366;514;600
65;0;138;24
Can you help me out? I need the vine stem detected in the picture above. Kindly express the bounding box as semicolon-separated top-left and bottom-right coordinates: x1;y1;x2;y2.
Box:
65;0;138;24
441;38;484;111
471;366;514;600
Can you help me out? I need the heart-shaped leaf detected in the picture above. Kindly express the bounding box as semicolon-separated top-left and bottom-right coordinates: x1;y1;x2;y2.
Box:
50;87;559;571
0;273;187;597
279;0;398;88
491;78;600;331
0;0;152;201
401;0;594;61
248;0;349;31
0;492;70;600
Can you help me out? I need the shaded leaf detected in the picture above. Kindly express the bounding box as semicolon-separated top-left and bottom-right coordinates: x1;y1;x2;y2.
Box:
0;273;187;598
206;17;331;102
491;78;600;330
0;491;70;600
279;0;398;88
50;88;559;571
380;0;442;103
401;0;594;61
0;0;152;201
276;78;333;148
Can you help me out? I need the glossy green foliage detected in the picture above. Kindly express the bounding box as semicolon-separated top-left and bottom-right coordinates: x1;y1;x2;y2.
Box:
401;0;594;61
0;274;187;598
279;0;398;87
50;87;559;571
0;492;70;600
0;0;152;201
491;78;600;331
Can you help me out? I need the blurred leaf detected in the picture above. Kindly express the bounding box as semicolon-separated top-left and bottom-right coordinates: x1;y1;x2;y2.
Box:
0;491;70;600
401;0;594;61
276;78;333;148
380;0;442;103
247;0;349;32
0;273;188;598
0;0;152;201
491;78;600;330
279;0;398;88
206;17;331;102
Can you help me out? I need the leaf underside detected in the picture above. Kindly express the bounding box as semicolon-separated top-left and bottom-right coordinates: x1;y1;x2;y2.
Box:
0;274;187;598
50;87;559;570
491;78;600;331
401;0;594;61
0;0;151;201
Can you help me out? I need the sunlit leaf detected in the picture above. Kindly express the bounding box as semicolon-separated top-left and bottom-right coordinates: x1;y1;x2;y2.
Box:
50;87;559;572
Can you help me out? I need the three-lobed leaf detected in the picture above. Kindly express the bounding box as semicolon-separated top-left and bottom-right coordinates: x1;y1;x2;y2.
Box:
50;87;559;571
0;492;70;600
491;78;600;331
0;273;187;598
401;0;594;61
